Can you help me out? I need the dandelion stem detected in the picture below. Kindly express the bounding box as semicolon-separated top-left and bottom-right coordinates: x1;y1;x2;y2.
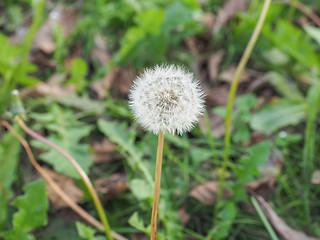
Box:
151;131;164;240
16;118;114;240
213;0;272;233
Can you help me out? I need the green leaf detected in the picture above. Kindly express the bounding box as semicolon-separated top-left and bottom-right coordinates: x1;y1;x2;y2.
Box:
267;72;304;101
0;123;22;229
12;179;48;231
66;58;88;92
35;135;93;179
210;201;237;240
0;179;48;240
251;100;307;134
97;119;140;161
98;119;153;185
129;178;153;200
76;221;96;240
304;25;320;45
162;1;201;34
263;20;320;71
31;105;94;179
128;212;151;235
56;93;105;113
134;9;165;35
0;123;22;195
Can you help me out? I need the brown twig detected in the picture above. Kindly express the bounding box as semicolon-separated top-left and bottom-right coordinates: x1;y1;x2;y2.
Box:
16;118;114;240
1;121;127;240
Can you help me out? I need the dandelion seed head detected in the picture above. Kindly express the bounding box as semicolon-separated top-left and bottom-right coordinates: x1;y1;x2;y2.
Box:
129;65;205;135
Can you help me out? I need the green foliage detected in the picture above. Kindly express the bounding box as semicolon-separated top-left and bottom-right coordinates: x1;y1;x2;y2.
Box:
109;0;203;68
30;105;94;179
0;34;38;115
97;119;153;185
76;221;106;240
214;94;258;145
251;100;307;134
66;58;88;92
128;212;151;235
210;201;237;240
0;124;22;229
0;179;48;240
263;20;320;71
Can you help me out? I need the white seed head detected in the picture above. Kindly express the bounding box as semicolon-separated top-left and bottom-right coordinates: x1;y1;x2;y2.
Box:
129;65;205;135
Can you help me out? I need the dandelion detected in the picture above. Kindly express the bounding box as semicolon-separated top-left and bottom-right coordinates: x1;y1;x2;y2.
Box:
129;65;204;239
129;65;205;135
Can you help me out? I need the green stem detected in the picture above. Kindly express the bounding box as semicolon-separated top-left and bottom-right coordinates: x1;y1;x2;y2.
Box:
204;110;218;168
214;0;272;230
17;118;114;240
250;196;279;240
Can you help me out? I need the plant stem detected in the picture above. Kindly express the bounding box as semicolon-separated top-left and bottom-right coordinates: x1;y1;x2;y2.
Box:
204;110;218;168
17;118;114;240
214;0;272;229
151;131;164;240
250;196;279;240
1;120;127;240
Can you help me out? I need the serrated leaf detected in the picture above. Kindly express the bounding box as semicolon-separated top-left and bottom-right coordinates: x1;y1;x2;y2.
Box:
250;100;307;134
12;179;48;231
0;179;48;240
0;124;22;195
0;124;22;228
97;119;139;160
76;221;96;240
97;119;153;184
34;128;93;179
31;105;94;179
129;178;153;200
128;212;150;235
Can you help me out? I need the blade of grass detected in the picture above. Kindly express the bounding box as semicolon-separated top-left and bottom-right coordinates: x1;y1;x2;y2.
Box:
302;83;320;224
250;196;279;240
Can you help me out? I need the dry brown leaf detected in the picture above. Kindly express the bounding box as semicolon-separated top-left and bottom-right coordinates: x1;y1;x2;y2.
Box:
91;34;111;66
113;65;134;95
205;85;229;107
202;13;215;31
246;149;282;200
178;207;191;225
198;112;225;138
95;173;128;200
43;168;83;210
254;194;320;240
20;74;75;98
130;233;149;240
189;181;232;205
92;138;117;153
91;66;134;99
213;0;249;33
33;6;78;54
220;65;251;83
90;138;122;163
207;50;225;83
